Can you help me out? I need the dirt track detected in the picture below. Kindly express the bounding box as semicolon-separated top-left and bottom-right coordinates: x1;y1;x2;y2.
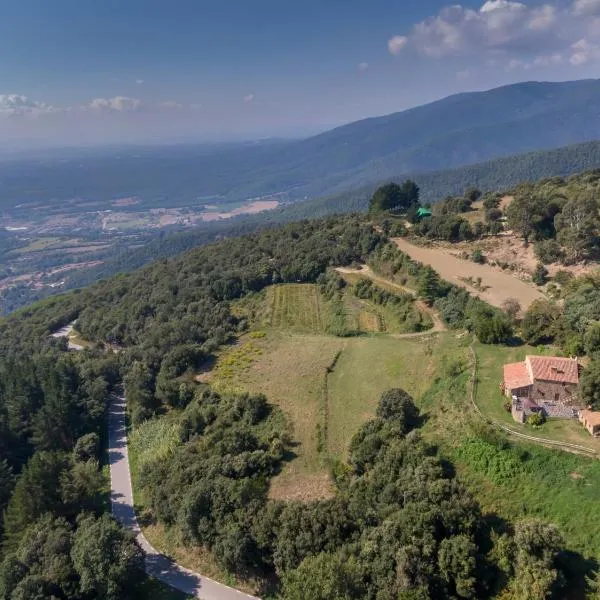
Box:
392;238;545;311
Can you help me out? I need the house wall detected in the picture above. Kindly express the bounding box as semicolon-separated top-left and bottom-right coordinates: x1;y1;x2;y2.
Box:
530;381;578;405
512;405;525;424
506;385;532;398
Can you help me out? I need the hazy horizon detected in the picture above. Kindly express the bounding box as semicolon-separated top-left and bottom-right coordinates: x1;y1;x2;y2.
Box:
3;0;600;148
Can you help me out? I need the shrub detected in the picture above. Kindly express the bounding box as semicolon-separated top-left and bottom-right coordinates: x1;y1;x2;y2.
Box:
521;300;559;345
534;239;564;265
471;248;485;264
553;270;574;287
584;322;600;356
489;221;504;235
527;412;545;427
473;312;513;344
532;263;549;286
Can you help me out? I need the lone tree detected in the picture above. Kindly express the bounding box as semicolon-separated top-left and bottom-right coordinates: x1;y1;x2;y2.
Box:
376;388;420;431
418;266;441;306
369;180;420;214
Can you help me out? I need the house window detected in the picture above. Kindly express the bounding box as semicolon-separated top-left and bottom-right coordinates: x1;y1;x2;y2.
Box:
555;393;560;401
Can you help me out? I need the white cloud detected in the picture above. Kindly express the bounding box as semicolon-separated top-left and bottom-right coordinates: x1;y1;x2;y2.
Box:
86;96;142;112
573;0;600;16
0;94;54;117
244;93;255;103
135;79;144;85
387;35;408;55
528;5;556;31
159;100;183;109
388;0;600;68
570;37;600;64
358;61;369;72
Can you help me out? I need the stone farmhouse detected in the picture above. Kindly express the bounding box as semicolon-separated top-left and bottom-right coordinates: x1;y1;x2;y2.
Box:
503;355;580;423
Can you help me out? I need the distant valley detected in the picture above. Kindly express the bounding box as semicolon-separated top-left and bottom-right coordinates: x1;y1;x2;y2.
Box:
4;78;600;314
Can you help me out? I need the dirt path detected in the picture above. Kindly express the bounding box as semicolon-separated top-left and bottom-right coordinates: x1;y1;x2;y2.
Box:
392;238;545;311
335;265;446;335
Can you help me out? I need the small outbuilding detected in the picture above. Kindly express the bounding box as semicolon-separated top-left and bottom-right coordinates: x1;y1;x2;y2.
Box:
416;207;432;219
579;410;600;437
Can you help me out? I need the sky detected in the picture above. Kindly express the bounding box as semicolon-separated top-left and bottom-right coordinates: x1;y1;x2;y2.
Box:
2;0;600;147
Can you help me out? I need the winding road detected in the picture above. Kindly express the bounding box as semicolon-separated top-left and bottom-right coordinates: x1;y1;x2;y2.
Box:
108;395;260;600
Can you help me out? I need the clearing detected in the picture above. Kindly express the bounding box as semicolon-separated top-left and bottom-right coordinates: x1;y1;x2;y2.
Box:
393;237;545;310
267;284;330;333
211;328;449;501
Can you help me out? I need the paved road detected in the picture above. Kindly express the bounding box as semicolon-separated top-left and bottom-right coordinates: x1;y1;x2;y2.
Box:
108;395;260;600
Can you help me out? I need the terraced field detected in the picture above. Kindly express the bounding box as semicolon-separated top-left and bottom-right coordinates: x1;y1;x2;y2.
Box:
267;284;329;332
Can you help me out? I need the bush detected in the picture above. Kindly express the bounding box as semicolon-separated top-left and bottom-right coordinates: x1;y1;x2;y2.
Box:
520;300;560;345
580;359;600;410
534;239;564;265
553;270;574;287
527;412;545;427
473;312;513;344
471;249;485;264
532;263;549;286
584;322;600;356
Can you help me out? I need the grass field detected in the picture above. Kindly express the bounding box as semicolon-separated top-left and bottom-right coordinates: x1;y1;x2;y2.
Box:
327;334;448;458
473;341;600;452
212;331;343;500
211;327;455;499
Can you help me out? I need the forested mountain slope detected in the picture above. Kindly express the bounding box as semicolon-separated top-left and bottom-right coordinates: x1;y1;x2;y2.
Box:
4;80;600;209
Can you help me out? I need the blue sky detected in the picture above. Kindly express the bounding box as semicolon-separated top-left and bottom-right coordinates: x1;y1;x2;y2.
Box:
1;0;600;146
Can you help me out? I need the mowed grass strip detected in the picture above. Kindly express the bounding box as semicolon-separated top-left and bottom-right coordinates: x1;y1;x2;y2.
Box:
267;284;328;332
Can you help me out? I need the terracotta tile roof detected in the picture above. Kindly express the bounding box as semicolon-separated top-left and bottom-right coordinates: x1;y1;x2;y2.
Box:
504;362;532;390
580;410;600;426
526;355;579;385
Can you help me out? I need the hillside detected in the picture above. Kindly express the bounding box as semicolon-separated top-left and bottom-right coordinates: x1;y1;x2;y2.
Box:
4;80;600;211
4;214;600;598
